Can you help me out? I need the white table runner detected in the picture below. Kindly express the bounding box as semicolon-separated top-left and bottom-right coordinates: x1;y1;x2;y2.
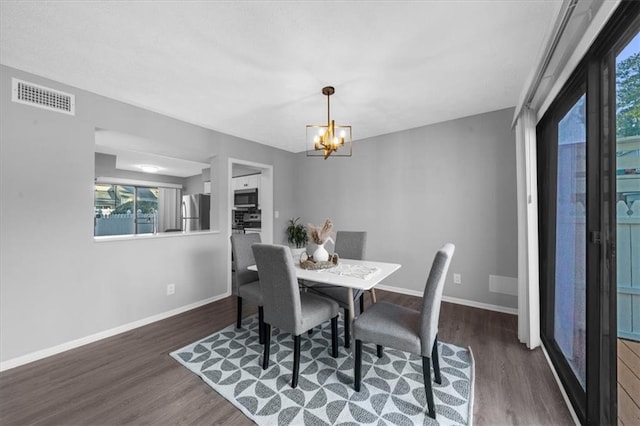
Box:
321;263;381;280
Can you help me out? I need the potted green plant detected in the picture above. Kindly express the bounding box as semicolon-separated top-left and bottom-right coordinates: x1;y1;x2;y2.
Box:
286;217;308;257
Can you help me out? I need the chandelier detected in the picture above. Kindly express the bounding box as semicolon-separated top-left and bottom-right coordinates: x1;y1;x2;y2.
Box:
306;86;352;159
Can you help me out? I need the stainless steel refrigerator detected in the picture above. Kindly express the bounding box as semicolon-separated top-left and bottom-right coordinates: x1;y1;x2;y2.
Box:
181;194;210;231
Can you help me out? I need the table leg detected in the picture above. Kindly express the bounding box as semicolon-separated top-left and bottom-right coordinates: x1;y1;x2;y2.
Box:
347;288;355;348
370;288;377;303
347;288;355;323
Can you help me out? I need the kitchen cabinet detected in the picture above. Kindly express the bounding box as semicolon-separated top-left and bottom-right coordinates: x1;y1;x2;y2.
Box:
232;174;259;191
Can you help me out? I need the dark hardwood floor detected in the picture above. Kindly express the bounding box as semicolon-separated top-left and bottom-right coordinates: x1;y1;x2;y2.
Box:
0;291;573;425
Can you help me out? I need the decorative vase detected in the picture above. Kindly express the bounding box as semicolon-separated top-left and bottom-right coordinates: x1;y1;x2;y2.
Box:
313;243;330;262
308;237;333;262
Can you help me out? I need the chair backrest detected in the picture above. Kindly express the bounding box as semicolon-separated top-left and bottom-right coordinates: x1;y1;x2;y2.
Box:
230;233;261;295
251;244;301;332
334;231;367;260
419;243;455;356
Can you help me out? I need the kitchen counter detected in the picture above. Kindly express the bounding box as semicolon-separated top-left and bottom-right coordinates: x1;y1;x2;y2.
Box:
94;229;219;242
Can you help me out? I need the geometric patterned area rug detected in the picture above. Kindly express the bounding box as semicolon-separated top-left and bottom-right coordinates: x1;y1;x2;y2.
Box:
171;314;474;425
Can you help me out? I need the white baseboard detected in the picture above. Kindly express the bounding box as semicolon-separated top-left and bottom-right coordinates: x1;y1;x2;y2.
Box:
374;284;518;315
374;284;424;298
440;295;518;315
0;292;231;372
540;343;580;425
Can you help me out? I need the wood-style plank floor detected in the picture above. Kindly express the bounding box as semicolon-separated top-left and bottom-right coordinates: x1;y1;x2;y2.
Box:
618;338;640;425
0;291;574;425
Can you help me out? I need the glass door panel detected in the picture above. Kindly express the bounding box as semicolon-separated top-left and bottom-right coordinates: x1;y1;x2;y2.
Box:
135;187;158;234
94;184;135;236
555;94;587;389
616;31;640;343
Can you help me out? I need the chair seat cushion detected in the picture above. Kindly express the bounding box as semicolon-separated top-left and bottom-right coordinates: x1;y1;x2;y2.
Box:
297;293;339;335
238;280;263;305
353;302;421;355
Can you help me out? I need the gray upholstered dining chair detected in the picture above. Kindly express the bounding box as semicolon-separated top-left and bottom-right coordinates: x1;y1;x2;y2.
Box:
252;243;340;388
308;231;367;348
353;243;455;420
230;233;264;344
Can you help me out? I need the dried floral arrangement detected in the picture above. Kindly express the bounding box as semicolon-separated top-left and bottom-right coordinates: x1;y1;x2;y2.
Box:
307;219;334;244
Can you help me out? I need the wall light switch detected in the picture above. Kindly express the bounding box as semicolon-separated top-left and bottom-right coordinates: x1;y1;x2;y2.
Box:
453;273;461;284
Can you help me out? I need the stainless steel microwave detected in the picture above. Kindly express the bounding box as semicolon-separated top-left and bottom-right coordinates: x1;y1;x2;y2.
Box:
234;188;258;208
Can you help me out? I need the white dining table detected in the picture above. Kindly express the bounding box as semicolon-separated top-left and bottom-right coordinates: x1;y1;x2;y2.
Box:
248;258;401;323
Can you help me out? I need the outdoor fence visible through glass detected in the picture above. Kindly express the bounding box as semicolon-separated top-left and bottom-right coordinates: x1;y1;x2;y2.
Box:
616;31;640;343
94;184;159;236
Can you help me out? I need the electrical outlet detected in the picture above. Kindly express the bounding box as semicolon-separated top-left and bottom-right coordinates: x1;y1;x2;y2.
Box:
453;273;462;284
167;283;175;295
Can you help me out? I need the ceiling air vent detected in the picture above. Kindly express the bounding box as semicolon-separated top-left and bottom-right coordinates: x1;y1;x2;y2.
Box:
11;78;75;115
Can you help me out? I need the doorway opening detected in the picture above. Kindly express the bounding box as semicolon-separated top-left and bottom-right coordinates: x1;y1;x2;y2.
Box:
227;158;274;293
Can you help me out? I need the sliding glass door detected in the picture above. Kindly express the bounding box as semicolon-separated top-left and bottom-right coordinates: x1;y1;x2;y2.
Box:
537;3;639;423
538;77;589;419
554;93;587;391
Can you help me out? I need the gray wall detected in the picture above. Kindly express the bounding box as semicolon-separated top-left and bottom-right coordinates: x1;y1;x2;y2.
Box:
0;64;517;365
294;108;518;308
184;173;206;195
0;65;295;363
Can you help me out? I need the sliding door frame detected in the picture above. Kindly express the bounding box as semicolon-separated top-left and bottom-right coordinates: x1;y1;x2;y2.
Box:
537;2;640;424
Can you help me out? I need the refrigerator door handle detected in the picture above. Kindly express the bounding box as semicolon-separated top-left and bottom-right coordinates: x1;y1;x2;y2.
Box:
181;201;187;231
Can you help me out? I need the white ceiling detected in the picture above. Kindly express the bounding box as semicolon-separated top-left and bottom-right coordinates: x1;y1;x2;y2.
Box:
0;1;561;153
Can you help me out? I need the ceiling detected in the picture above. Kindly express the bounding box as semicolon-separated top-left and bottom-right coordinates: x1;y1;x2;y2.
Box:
95;129;210;178
0;1;561;153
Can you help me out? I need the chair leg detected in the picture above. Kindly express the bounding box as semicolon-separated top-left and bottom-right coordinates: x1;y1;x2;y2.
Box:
262;323;271;370
292;335;301;388
432;335;441;384
354;340;362;391
377;345;383;358
359;294;365;314
422;356;436;419
331;316;338;357
236;297;243;329
343;308;350;348
258;306;265;344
